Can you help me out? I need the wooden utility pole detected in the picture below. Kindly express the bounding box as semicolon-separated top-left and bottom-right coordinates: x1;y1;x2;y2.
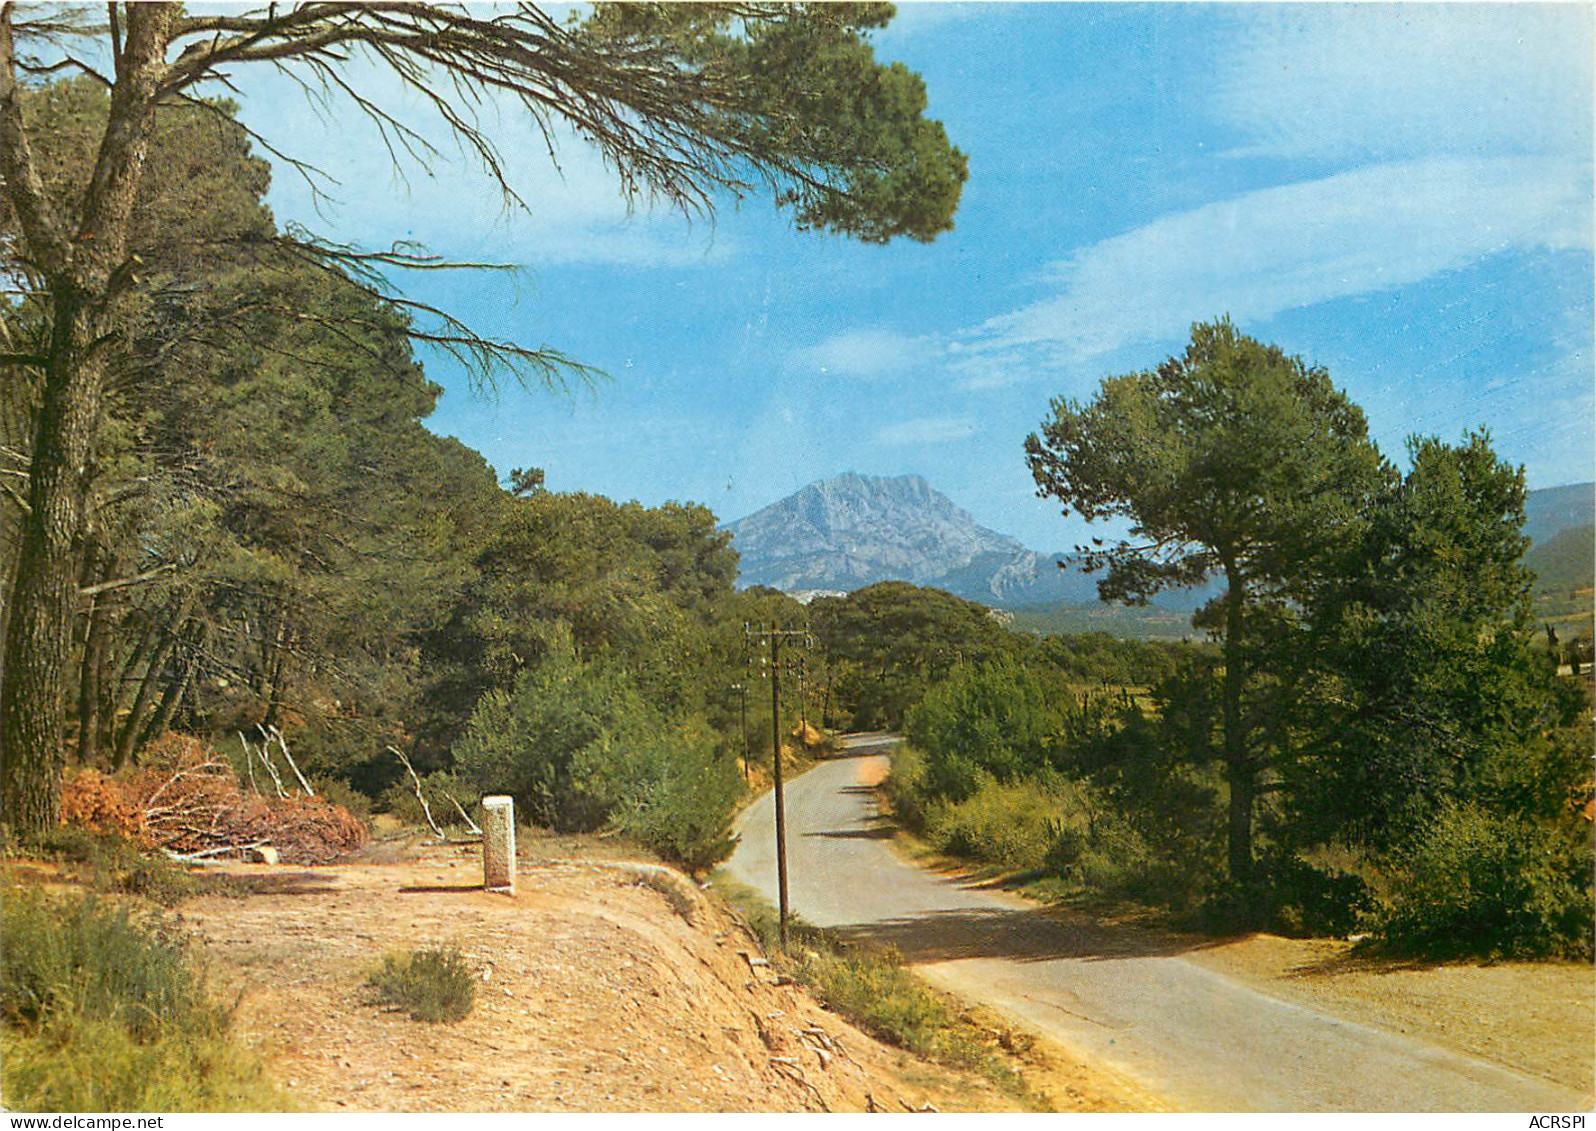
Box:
731;681;749;782
745;625;809;944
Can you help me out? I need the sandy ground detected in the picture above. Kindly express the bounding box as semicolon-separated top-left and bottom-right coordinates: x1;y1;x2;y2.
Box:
1187;933;1595;1097
176;840;1114;1112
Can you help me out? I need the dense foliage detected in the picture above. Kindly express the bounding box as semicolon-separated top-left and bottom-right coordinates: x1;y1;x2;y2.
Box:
0;2;967;839
882;323;1593;956
0;84;772;866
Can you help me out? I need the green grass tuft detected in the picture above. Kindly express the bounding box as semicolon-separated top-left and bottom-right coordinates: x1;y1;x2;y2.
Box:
0;889;289;1112
24;826;245;907
366;946;477;1023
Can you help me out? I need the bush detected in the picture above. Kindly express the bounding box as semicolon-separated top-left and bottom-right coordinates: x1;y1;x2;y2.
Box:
925;778;1081;872
903;770;1195;906
604;726;742;871
1373;803;1594;959
0;891;287;1111
29;826;205;907
366;947;476;1023
1263;849;1374;938
882;744;929;831
2;891;200;1036
454;647;659;831
454;647;741;868
905;660;1067;803
378;769;478;832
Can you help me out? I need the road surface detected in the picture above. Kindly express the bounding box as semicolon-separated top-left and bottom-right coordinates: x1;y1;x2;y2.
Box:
720;738;1592;1112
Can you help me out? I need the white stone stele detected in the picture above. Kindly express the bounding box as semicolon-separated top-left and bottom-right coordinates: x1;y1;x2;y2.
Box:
481;794;516;894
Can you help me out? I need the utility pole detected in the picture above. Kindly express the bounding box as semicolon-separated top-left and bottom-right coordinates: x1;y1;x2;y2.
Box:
745;624;809;944
796;654;807;735
731;681;749;782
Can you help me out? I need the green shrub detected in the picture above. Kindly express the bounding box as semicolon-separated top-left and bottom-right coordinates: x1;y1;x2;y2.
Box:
2;1009;286;1112
377;769;478;832
30;826;205;907
0;891;287;1111
309;775;375;821
883;744;929;831
1263;850;1374;938
2;890;201;1037
905;660;1068;802
925;778;1083;872
455;647;741;868
604;726;742;871
367;946;476;1022
1373;803;1594;959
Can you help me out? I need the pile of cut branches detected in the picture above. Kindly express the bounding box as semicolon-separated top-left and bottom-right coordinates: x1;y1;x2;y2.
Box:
61;735;366;864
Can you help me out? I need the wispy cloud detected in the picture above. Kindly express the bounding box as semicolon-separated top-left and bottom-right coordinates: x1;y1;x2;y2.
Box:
1214;5;1593;162
787;326;941;379
969;156;1591;365
873;416;978;446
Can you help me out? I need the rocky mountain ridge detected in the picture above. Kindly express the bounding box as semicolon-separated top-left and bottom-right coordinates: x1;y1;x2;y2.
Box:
725;472;1593;612
725;473;1106;609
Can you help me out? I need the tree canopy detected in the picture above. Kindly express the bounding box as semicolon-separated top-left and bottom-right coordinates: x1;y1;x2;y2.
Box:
1025;318;1389;885
0;2;967;837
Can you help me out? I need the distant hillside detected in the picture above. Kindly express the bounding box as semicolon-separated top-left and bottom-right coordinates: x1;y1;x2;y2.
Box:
1523;486;1593;627
1524;483;1594;548
1527;524;1595;596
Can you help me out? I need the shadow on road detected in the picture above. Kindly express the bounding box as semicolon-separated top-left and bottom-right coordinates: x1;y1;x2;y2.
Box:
831;905;1230;965
804;825;895;840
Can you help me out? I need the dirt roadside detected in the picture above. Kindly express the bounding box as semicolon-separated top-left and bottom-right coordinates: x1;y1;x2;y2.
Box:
1185;932;1595;1097
178;841;1144;1112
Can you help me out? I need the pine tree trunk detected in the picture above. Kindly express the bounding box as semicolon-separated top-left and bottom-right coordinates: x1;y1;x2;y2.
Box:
1221;557;1253;886
0;4;178;837
1;303;106;835
137;619;203;752
113;595;191;768
75;545;115;766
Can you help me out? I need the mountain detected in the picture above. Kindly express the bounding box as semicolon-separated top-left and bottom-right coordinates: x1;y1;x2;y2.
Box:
726;472;1162;609
1526;524;1595;595
725;474;1595;618
1524;482;1594;548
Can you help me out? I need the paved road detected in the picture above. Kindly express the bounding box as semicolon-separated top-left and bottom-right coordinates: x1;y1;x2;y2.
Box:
720;741;1592;1113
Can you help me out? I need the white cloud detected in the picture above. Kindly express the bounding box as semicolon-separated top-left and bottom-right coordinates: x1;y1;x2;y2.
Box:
873;416;978;446
971;156;1592;364
1213;5;1593;162
788;327;941;379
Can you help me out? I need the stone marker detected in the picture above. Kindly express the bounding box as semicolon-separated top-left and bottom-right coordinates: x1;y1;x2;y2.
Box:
481;795;515;893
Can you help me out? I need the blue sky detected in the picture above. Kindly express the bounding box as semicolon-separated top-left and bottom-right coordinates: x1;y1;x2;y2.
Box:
234;3;1594;552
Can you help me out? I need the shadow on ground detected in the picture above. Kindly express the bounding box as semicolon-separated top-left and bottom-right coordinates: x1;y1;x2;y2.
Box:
231;870;340;896
831;904;1230;965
